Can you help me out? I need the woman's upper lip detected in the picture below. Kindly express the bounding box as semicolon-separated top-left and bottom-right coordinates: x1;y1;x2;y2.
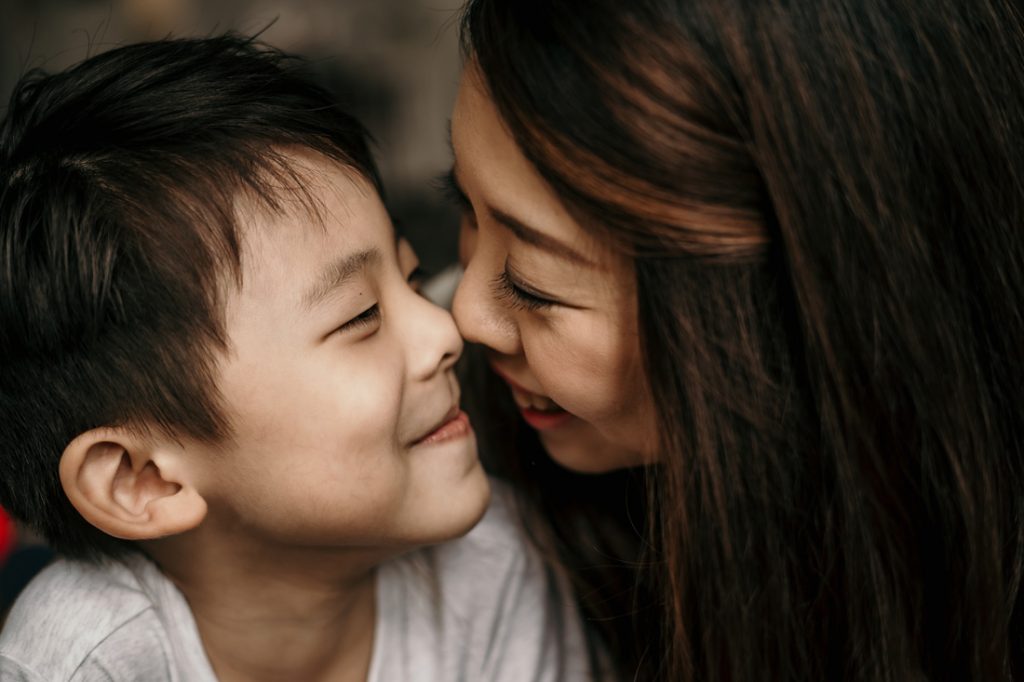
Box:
488;363;539;396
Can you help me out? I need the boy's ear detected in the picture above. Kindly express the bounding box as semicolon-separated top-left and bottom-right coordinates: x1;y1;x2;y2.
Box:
59;428;207;541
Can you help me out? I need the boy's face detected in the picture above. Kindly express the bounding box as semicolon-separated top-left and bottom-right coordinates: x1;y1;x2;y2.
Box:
193;153;489;550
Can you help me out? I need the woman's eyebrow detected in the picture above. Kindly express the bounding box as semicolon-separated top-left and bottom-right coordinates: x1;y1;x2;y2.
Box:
446;166;598;269
489;207;597;268
302;248;381;311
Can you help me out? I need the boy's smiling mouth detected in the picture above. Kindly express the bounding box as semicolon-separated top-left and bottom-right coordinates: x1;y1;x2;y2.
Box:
412;404;472;446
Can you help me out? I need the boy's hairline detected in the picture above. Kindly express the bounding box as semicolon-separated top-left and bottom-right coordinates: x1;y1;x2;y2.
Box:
218;143;382;303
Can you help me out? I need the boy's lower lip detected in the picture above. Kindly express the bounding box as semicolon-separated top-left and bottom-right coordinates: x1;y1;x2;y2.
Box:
415;410;472;445
519;407;574;431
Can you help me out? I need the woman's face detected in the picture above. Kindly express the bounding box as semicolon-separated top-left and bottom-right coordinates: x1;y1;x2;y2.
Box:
450;66;658;472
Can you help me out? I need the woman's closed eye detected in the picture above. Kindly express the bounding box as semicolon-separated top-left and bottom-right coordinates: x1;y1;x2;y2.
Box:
439;169;472;211
491;269;559;311
407;266;427;292
439;169;478;227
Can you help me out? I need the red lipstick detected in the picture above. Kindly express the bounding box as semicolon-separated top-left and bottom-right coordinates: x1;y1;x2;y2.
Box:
489;364;574;432
519;407;573;431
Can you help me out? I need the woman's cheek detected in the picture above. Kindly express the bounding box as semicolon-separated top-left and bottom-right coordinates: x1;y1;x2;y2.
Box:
529;331;621;420
457;221;477;268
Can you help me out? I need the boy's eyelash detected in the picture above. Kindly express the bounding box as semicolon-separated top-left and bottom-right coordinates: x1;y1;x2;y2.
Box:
337;304;381;333
332;264;424;336
490;270;557;312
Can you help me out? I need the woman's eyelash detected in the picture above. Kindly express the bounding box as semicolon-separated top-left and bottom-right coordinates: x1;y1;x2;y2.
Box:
337;304;381;333
407;267;426;285
490;271;557;311
437;170;471;210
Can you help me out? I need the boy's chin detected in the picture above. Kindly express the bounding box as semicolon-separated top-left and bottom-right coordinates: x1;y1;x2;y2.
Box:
403;462;492;547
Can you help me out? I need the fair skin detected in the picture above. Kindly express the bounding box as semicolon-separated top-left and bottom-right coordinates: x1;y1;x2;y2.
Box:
59;151;491;682
450;65;657;473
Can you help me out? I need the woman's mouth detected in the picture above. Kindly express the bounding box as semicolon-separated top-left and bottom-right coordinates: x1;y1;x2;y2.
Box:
518;405;573;431
490;365;574;432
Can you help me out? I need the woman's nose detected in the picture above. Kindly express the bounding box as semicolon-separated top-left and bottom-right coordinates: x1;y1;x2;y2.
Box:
451;255;521;357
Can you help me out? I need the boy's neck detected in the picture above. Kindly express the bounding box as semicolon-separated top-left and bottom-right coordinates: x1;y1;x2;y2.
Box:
145;529;394;682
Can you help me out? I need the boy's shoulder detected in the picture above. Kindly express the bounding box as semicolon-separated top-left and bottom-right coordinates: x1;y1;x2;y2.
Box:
0;555;212;682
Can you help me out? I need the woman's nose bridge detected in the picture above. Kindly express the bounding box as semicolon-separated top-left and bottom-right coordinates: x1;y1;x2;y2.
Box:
452;246;520;355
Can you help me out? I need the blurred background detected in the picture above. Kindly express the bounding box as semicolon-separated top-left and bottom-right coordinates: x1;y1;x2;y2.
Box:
0;0;467;617
0;0;466;273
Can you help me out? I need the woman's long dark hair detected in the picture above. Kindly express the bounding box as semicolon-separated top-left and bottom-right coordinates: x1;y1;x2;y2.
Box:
460;0;1024;679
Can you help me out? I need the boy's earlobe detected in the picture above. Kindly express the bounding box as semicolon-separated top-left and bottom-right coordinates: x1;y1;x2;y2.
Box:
59;429;207;541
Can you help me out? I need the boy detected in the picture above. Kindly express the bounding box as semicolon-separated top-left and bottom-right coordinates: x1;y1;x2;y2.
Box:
0;35;590;681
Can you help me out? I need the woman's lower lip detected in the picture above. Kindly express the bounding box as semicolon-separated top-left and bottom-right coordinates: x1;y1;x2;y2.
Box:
417;411;472;445
519;407;574;431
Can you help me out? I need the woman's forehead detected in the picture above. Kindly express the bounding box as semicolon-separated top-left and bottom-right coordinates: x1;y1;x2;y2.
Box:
451;72;623;270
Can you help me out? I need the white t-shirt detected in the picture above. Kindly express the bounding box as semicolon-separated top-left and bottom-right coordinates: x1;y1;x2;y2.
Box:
0;487;593;681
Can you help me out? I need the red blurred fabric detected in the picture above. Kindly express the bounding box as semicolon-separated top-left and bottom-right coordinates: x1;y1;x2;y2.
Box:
0;506;14;564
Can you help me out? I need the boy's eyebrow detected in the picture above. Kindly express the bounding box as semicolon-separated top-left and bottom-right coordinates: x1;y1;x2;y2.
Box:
445;166;598;269
303;248;381;310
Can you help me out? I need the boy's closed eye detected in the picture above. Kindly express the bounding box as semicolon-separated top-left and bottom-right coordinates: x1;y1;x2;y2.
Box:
331;238;426;339
335;304;381;335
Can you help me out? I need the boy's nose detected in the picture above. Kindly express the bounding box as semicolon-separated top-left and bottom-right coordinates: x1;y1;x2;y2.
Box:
407;294;463;382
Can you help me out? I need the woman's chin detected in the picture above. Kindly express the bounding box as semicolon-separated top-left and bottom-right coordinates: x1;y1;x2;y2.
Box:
535;418;650;473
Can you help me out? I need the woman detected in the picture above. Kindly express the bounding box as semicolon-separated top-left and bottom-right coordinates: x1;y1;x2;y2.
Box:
446;0;1024;680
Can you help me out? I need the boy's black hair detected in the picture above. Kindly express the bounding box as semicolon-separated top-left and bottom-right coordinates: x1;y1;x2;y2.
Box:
0;34;382;559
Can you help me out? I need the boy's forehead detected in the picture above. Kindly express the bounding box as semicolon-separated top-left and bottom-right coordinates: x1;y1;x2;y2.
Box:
228;151;391;296
236;149;376;229
234;152;381;250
